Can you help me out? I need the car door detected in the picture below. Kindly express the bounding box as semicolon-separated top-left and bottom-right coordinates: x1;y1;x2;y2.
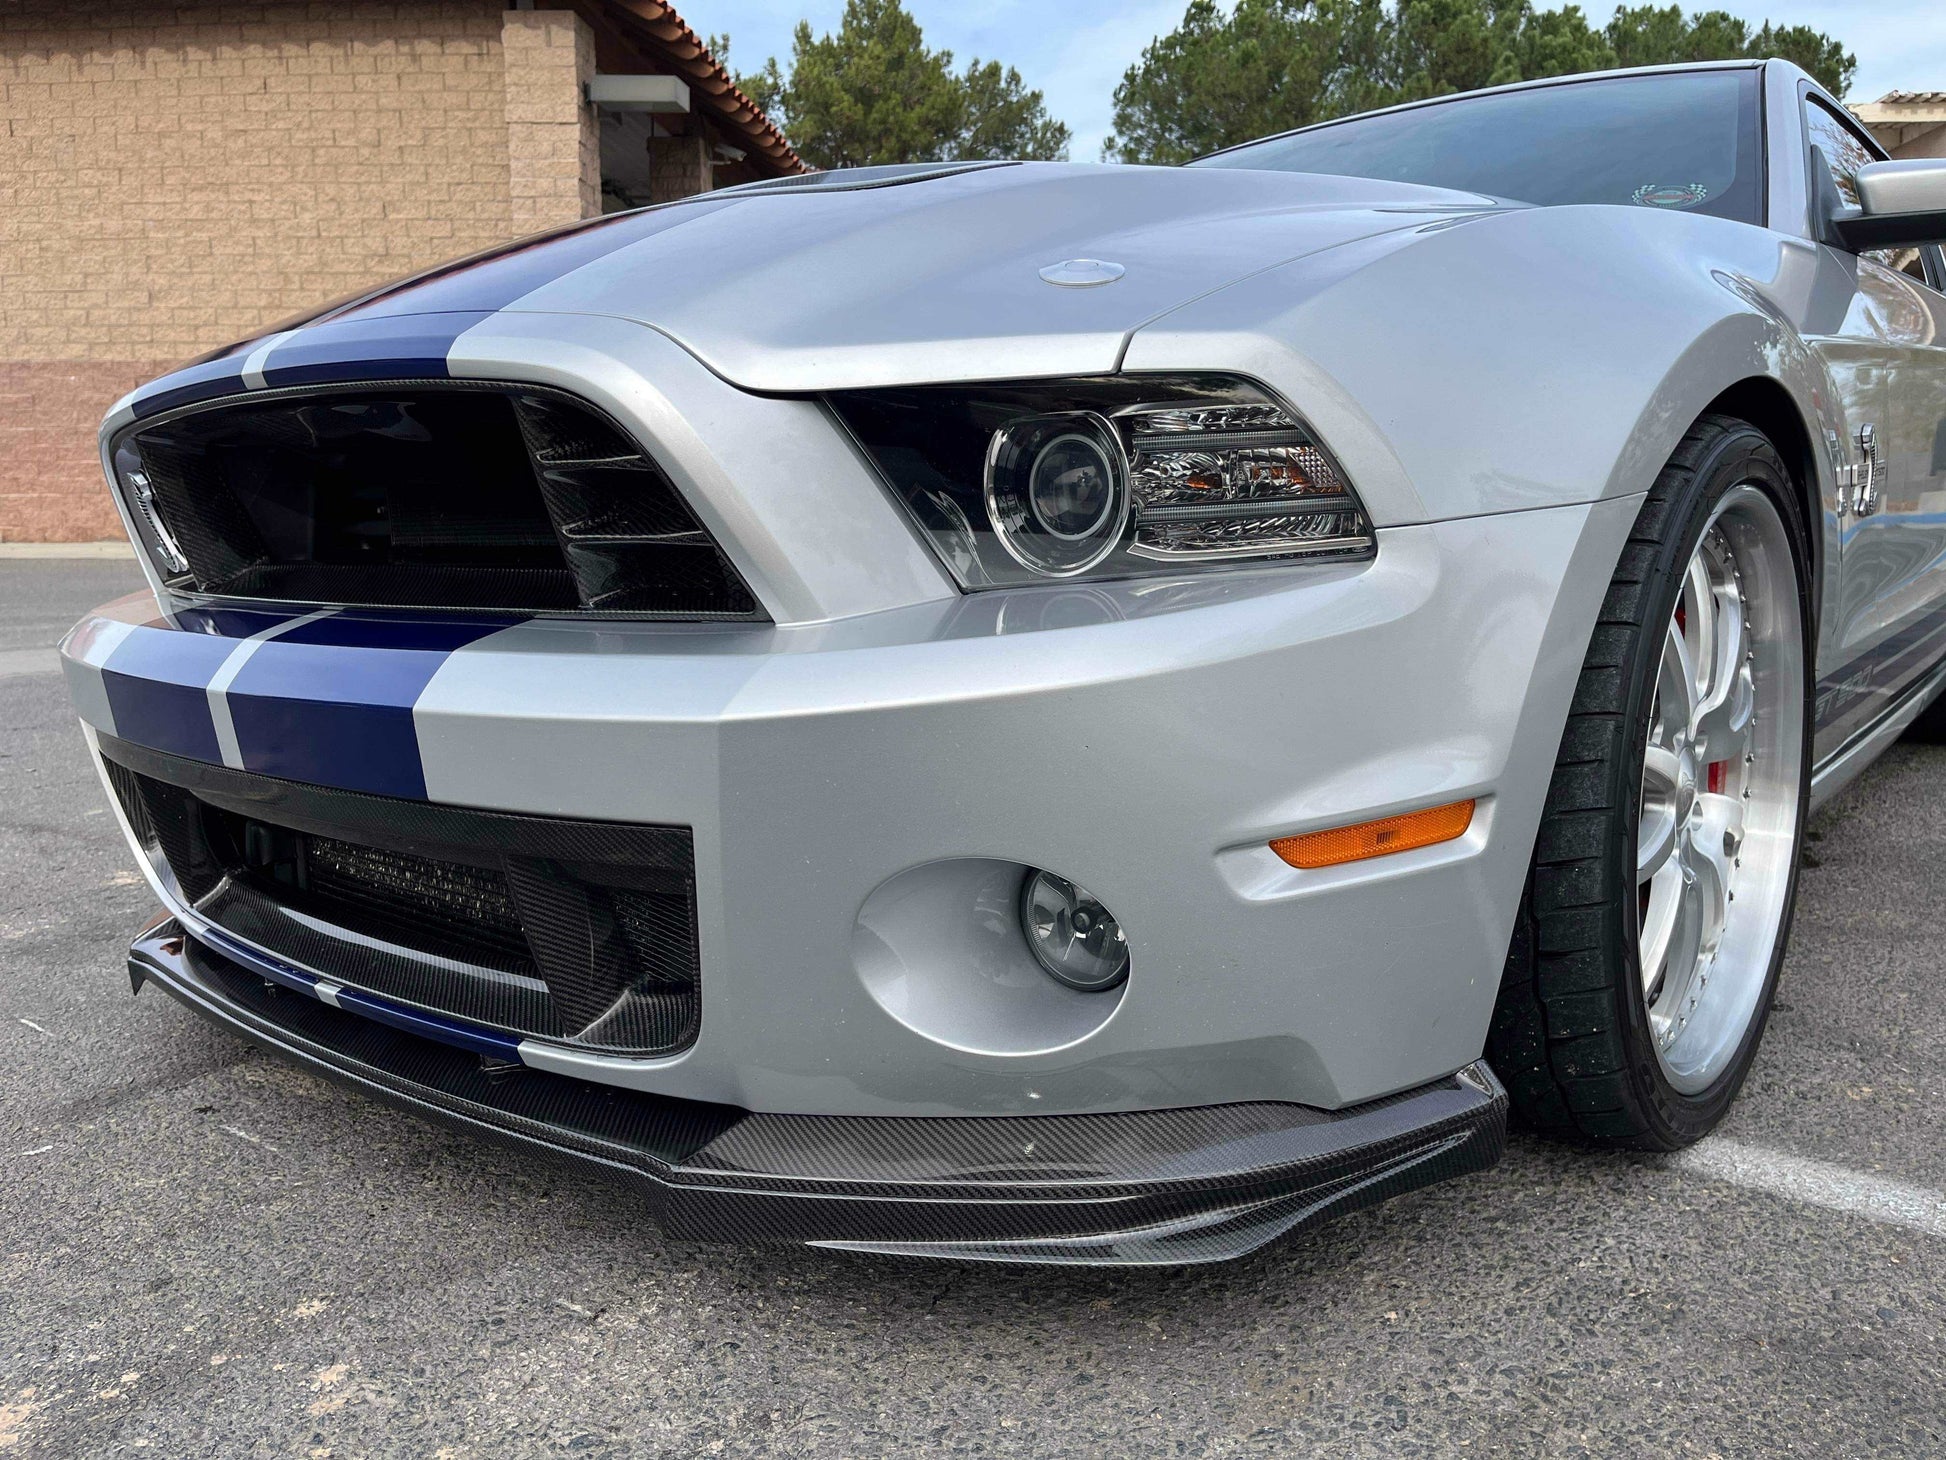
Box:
1802;96;1946;756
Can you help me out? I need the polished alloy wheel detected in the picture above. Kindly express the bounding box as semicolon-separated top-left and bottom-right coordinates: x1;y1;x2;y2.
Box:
1636;484;1804;1094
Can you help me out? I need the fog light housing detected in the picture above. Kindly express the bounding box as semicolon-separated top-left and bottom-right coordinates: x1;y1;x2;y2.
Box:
1019;870;1129;991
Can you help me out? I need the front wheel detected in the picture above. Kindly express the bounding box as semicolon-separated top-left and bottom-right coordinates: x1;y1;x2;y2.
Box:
1488;414;1812;1149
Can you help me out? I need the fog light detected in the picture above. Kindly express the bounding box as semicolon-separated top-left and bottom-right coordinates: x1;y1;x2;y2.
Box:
1019;870;1129;991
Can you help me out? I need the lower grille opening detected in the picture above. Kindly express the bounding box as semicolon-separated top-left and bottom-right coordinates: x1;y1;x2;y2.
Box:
216;814;536;972
102;738;701;1057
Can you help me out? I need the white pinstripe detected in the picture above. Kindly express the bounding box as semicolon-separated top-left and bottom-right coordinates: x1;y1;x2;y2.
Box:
239;330;299;389
206;609;336;769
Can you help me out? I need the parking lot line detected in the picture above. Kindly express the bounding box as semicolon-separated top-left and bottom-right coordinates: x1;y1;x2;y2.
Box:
0;648;59;678
1669;1136;1946;1239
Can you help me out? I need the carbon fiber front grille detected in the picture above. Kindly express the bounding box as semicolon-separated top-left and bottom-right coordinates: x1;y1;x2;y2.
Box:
101;737;701;1057
244;825;536;972
116;383;763;620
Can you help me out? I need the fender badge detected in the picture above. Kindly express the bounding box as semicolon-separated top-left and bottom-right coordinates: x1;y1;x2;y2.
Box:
1039;258;1126;288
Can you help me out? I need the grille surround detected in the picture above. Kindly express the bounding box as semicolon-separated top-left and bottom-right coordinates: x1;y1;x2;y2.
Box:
111;380;765;621
100;734;702;1058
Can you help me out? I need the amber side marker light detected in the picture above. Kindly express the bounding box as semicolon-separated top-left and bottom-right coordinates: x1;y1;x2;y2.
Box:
1271;799;1476;870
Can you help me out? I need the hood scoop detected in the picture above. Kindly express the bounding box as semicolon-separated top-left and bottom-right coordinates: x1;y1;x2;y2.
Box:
714;161;1022;197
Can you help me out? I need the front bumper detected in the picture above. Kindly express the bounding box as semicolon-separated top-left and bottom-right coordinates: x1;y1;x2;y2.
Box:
130;917;1506;1265
65;493;1636;1119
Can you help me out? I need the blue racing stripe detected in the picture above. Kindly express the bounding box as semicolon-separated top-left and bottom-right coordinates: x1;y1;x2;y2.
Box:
170;605;307;640
127;354;250;420
330;985;525;1061
192;925;522;1061
196;925;321;996
99;628;235;764
319;202;735;321
118;197;742;421
269;613;520;653
223;615;513;798
256;311;493;388
83;606;515;798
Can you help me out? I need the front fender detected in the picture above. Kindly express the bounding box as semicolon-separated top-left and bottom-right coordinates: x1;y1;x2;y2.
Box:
1123;204;1839;528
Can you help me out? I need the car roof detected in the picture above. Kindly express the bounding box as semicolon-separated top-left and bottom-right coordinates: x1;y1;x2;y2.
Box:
1196;59;1773;165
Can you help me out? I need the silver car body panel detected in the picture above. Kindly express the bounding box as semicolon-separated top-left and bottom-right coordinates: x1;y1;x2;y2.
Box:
68;61;1946;1130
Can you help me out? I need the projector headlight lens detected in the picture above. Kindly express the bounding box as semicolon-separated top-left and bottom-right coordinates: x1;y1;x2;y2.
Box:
830;374;1373;588
1019;870;1130;992
985;413;1128;576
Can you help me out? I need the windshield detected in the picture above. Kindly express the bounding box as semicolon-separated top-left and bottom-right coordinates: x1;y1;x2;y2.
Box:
1193;69;1765;226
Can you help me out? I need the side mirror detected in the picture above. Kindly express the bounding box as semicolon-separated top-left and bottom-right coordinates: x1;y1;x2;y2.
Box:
1834;158;1946;251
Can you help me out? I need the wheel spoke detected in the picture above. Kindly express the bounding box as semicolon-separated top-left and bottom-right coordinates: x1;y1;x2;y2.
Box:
1639;859;1683;993
1683;552;1716;706
1694;668;1755;766
1656;864;1708;1022
1658;618;1699;736
1638;798;1679;882
1642;743;1681;794
1689;792;1742;958
1694;566;1754;759
1639;742;1681;883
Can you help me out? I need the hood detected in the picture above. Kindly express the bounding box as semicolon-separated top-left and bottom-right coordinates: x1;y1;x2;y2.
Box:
192;164;1501;398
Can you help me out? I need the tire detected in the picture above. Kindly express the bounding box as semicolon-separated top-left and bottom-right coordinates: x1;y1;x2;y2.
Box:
1487;414;1814;1150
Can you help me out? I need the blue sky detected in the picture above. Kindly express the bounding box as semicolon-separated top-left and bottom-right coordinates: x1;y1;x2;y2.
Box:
700;0;1946;161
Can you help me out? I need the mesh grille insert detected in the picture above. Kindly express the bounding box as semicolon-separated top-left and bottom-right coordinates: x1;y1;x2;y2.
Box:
118;383;763;620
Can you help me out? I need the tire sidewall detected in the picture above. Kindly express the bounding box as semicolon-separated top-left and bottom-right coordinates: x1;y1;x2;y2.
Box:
1613;426;1815;1145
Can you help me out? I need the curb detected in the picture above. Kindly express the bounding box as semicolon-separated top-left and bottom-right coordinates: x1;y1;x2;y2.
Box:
0;541;135;559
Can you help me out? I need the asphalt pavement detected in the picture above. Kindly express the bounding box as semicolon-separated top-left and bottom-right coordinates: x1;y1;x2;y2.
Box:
1;557;1942;1458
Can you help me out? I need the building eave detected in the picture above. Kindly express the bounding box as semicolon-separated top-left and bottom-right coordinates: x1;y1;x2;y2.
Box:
586;0;804;177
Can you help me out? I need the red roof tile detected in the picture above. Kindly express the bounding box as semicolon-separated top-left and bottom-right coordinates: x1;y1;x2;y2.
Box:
596;0;805;176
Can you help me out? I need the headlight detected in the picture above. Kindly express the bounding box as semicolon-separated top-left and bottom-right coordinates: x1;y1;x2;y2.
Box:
830;375;1373;589
984;412;1129;577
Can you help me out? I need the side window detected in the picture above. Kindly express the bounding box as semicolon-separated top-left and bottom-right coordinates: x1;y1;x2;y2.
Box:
1805;98;1930;282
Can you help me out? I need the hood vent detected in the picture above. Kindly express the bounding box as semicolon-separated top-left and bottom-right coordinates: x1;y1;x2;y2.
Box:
714;160;1020;196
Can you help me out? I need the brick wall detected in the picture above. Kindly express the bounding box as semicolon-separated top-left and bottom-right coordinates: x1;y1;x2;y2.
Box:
0;362;172;541
648;133;712;202
503;9;600;235
0;1;598;542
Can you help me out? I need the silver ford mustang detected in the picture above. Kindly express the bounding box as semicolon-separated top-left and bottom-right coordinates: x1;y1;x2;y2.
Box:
62;60;1946;1263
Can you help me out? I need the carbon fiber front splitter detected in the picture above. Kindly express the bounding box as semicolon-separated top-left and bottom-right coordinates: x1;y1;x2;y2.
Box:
129;919;1507;1265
